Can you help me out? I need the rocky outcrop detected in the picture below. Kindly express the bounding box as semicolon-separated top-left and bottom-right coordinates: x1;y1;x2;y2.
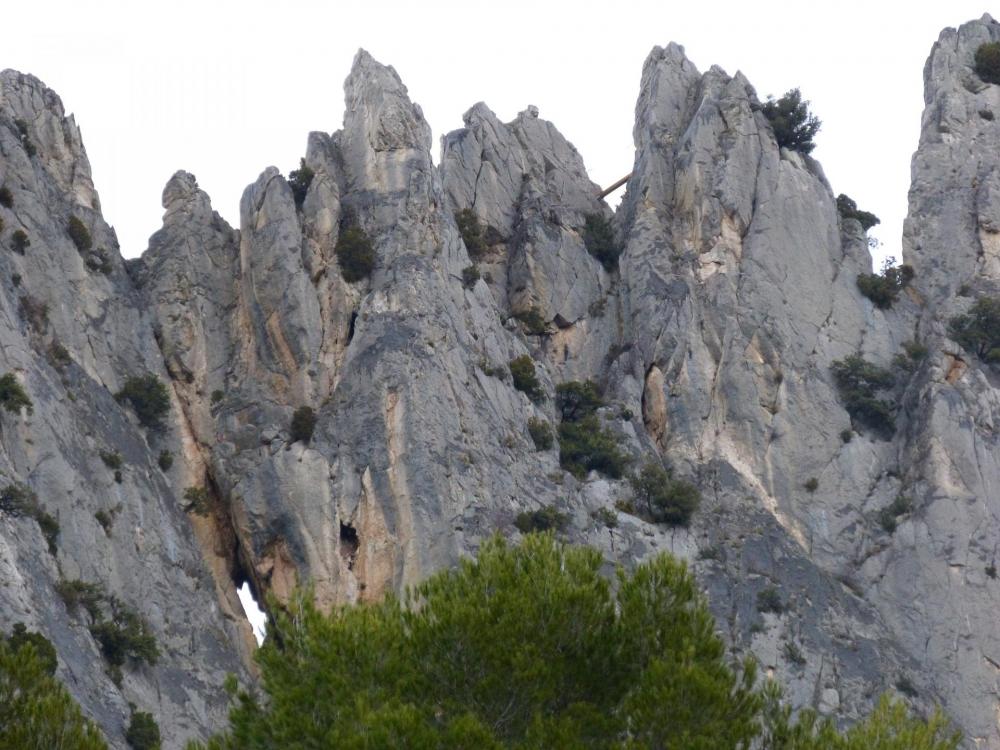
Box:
4;14;1000;749
0;72;251;750
441;103;610;330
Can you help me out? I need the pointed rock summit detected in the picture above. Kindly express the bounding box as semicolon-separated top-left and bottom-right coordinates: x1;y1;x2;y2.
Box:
2;18;1000;749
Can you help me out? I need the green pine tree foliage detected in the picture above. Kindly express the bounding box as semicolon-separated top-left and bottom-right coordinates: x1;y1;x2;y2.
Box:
0;640;107;750
188;533;960;749
761;89;821;154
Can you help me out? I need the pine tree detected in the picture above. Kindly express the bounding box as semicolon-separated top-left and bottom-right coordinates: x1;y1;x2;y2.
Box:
0;639;107;750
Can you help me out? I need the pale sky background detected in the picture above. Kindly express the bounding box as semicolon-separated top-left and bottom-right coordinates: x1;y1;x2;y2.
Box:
5;0;990;639
3;0;993;269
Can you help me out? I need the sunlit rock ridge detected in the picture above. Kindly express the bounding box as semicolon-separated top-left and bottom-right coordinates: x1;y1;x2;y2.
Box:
1;14;999;749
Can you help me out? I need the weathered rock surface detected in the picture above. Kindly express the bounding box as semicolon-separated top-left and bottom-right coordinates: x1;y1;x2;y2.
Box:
0;72;252;750
3;14;1000;749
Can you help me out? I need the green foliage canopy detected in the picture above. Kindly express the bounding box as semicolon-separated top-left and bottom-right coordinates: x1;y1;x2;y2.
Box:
558;415;629;479
67;216;93;253
190;534;763;748
0;372;32;414
455;208;487;260
287;159;314;209
630;461;701;526
513;505;568;533
0;639;108;750
526;416;552;451
949;296;1000;363
6;624;57;676
290;406;317;444
831;354;897;438
126;711;161;750
582;213;620;271
836;194;880;232
761;89;821;155
116;374;170;429
509;355;544;402
975;42;1000;85
555;379;603;422
190;534;960;750
335;225;375;282
856;258;914;309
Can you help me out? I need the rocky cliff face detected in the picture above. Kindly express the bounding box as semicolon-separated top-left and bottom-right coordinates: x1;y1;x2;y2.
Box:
2;14;1000;749
0;71;252;749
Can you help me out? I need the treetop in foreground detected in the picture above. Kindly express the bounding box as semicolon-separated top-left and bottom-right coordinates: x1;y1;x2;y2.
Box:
0;638;108;750
189;533;959;750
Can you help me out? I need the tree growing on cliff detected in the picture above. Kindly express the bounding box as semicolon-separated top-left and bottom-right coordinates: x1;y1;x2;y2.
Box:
949;296;1000;363
975;42;1000;85
189;534;960;750
831;354;897;438
761;89;821;155
287;158;314;209
0;638;108;750
290;406;317;443
335;224;375;282
856;257;914;309
116;374;170;429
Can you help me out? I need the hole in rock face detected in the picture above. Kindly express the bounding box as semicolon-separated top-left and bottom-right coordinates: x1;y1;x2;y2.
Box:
347;311;358;345
237;581;267;646
340;522;359;571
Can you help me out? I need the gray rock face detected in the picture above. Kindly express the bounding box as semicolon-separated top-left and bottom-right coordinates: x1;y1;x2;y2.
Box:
0;72;251;750
4;16;1000;749
440;102;610;330
879;14;1000;747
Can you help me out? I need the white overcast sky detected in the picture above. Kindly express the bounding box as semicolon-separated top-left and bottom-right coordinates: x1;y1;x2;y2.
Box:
2;1;992;268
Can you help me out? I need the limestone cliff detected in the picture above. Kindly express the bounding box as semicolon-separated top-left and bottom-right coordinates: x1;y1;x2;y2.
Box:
1;14;999;749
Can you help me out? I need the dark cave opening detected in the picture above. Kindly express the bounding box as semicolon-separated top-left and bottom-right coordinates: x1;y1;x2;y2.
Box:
340;522;359;571
347;310;358;345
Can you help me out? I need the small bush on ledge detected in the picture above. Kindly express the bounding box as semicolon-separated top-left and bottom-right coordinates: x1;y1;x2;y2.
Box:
287;158;314;209
11;229;29;254
555;380;603;422
88;597;159;678
756;586;785;614
336;224;375;282
878;494;913;534
290;406;317;444
509;356;544;402
857;257;914;309
116;374;170;429
514;505;569;534
630;461;700;527
1;482;59;554
761;88;821;155
949;296;1000;363
975;42;1000;85
183;487;213;516
836;194;880;232
126;710;161;750
461;265;480;289
67;216;93;253
831;354;896;438
559;415;629;480
527;417;553;451
513;307;547;335
455;208;487;259
0;373;33;415
582;213;620;271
